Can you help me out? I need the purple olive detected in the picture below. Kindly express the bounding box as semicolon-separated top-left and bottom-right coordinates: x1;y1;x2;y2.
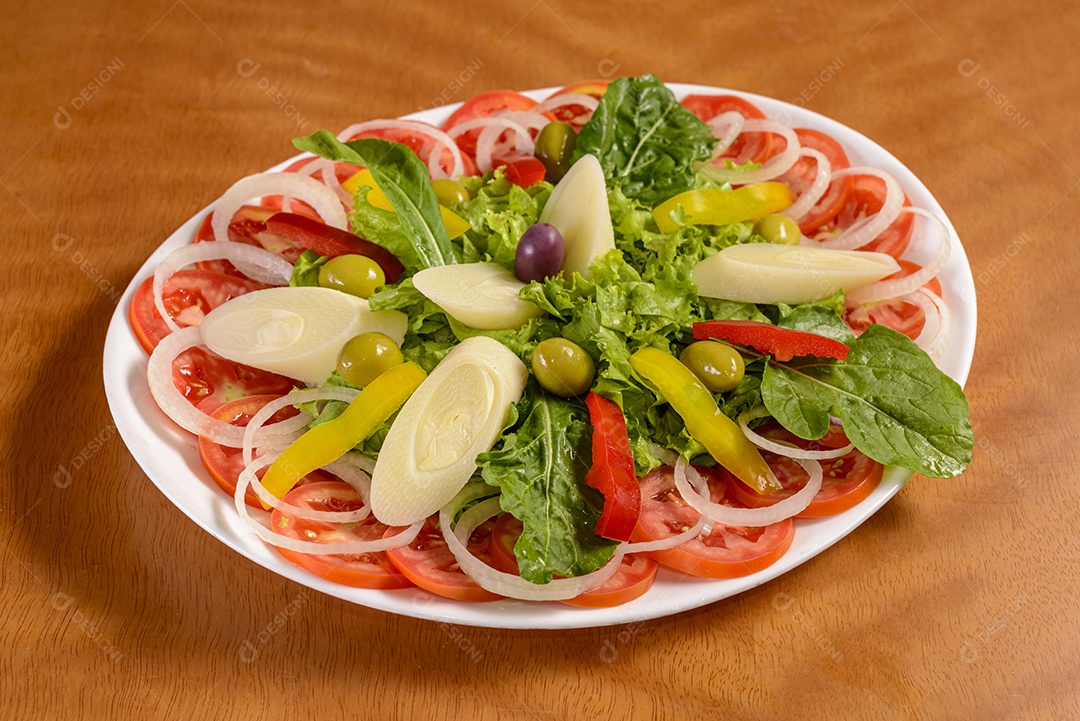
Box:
515;222;565;284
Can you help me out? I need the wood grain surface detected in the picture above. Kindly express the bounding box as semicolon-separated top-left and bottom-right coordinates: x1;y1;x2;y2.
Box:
2;0;1077;718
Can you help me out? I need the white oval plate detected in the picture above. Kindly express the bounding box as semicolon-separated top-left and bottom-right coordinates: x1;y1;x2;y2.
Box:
103;83;976;629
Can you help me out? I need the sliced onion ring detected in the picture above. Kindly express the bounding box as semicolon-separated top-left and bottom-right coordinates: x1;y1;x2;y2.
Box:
698;119;801;184
146;327;306;448
738;407;854;460
846;207;952;303
239;453;370;522
234;453;421;555
708;111;747;159
781;148;832;222
495;109;550;133
212;172;347;244
153;240;292;332
448;118;534;173
533;93;599;116
242;386;361;466
673;456;822;527
903;287;951;360
336;119;464;180
810;167;903;251
295;157;352;206
438;485;625;601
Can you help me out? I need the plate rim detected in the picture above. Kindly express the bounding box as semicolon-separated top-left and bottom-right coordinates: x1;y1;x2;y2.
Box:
103;81;976;630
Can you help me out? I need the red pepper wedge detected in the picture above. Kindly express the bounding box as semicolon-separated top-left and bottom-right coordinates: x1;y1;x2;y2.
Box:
692;320;850;362
584;392;640;542
491;153;547;188
266;212;406;283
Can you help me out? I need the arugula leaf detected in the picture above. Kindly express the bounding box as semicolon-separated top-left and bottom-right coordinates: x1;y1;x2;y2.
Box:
574;74;716;205
477;384;617;583
289;250;327;287
293;131;459;268
761;324;972;478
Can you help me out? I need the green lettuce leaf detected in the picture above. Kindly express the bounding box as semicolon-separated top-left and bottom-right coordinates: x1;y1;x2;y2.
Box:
574;73;716;205
477;384;616;583
289;250;327;287
760;324;973;478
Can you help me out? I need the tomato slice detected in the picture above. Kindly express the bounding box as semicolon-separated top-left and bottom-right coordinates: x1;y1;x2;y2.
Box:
815;174;915;258
192;204;317;277
271;481;413;589
725;424;884;517
487;514;658;608
172;346;297;412
129;269;262;354
545;80;611;127
775;128;853;234
844;260;944;340
384;516;502;602
680;94;774;165
339;124;475;177
443;90;548;159
491;153;546;187
197;394;331;507
631;466;794;579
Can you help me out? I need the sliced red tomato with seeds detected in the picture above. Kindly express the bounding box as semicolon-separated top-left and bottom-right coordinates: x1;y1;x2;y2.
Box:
545;80;611;127
844;260;944;340
172;346;298;413
725;423;884;518
384;516;502;602
129;269;262;353
443;90;550;159
198;394;332;507
192;204;318;276
631;466;794;579
775;128;853;235
272;481;413;589
487;514;658;608
681;94;775;165
814;174;915;259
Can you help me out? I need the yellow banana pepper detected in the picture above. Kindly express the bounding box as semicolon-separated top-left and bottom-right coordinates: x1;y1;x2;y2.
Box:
629;347;780;493
652;182;795;234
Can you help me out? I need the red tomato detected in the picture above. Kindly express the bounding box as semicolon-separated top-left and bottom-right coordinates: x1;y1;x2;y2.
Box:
775;128;853;234
281;155;364;184
815;174;915;259
384;516;502;602
197;394;331;507
725;424;884;518
271;481;413;589
680;94;774;165
487;514;658;608
171;346;297;412
129;269;262;354
844;260;944;340
631;466;794;579
192;204;316;277
491;153;546;187
545;80;612;127
443;90;547;159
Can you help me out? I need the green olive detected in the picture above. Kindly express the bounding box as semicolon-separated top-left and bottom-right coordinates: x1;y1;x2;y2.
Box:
679;341;745;393
432;178;470;207
752;214;801;245
534;121;577;183
531;338;595;398
337;332;404;387
318;254;385;299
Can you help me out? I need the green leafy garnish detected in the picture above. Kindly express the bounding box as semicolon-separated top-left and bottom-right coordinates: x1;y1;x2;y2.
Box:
574;73;717;205
292;131;459;268
289;250;327;287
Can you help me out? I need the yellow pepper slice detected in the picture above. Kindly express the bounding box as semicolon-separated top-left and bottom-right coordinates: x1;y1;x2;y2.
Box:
343;169;471;240
652;182;795;234
629;347;780;493
260;361;427;502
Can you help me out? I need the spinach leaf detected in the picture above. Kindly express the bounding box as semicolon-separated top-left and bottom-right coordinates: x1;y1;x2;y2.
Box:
776;302;856;344
761;324;972;478
292;131;459;268
574;74;716;205
477;384;616;583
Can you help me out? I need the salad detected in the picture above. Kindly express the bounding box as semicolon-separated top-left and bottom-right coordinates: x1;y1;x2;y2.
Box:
128;74;972;608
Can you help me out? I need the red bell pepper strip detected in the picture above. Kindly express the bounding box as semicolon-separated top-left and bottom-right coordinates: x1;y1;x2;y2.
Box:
692;320;850;362
584;392;640;542
266;212;406;283
491;153;547;188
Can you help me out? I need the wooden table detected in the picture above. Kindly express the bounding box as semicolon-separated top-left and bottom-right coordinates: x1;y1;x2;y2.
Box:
3;0;1076;718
